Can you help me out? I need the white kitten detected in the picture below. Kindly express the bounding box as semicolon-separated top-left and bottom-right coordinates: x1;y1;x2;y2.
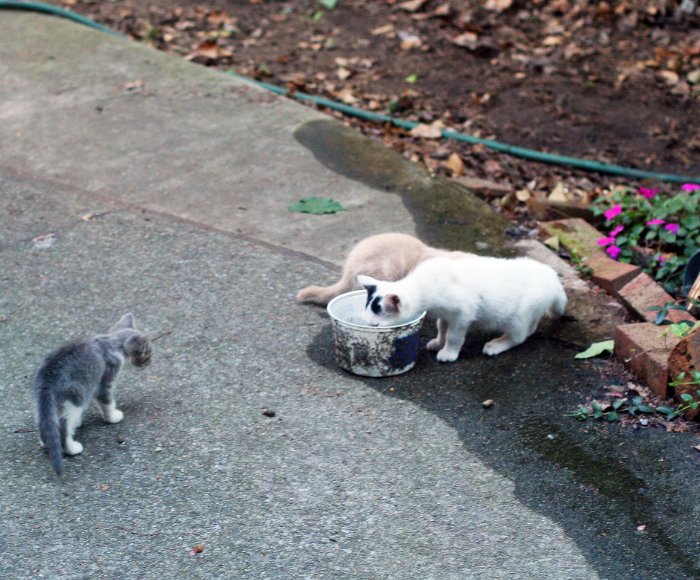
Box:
297;232;472;305
358;255;567;362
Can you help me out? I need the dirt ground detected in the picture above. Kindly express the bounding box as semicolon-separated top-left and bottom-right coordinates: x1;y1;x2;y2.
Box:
59;0;700;224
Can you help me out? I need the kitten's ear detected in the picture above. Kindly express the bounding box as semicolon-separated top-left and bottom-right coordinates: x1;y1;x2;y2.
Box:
357;275;380;291
110;313;135;333
384;294;401;314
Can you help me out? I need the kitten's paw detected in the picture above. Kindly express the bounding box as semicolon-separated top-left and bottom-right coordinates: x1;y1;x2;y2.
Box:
105;409;124;424
483;340;512;356
426;338;443;351
65;440;83;455
436;349;459;363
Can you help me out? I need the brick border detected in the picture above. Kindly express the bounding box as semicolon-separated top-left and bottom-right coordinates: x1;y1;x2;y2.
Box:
540;218;697;400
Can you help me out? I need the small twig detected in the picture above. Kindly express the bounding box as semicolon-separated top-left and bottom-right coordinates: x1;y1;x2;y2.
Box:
149;330;173;342
13;428;37;434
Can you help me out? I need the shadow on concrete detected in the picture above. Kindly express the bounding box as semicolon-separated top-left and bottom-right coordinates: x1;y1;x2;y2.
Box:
307;322;700;579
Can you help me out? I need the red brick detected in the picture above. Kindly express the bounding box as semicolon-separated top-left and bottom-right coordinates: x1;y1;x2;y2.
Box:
667;329;700;420
614;323;682;398
618;272;697;324
588;255;641;297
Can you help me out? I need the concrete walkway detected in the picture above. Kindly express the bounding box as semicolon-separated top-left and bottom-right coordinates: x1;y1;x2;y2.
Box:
0;11;698;579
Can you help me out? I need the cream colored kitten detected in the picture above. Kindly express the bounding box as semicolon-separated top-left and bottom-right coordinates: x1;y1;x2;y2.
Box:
297;233;472;305
359;255;567;362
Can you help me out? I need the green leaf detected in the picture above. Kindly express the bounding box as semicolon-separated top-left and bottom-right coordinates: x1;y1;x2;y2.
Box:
680;393;695;402
404;74;418;84
656;405;675;417
632;396;643;406
288;197;345;215
312;9;324;20
613;398;626;410
637;405;654;414
574;340;615;359
607;411;619;422
318;0;339;8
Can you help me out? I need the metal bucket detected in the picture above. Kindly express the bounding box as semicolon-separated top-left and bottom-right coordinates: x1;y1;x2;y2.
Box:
326;290;426;377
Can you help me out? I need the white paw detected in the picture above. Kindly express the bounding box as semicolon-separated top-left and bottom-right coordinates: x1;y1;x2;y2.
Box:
483;340;511;356
65;440;84;455
426;338;443;351
436;348;459;363
105;409;124;424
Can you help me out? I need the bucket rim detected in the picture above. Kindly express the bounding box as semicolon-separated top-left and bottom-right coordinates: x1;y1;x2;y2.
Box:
327;290;426;331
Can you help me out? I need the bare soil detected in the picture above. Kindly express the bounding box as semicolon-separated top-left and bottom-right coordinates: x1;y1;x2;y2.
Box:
58;0;700;221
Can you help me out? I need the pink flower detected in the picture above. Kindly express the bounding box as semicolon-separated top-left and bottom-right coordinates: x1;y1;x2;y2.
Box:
638;187;659;199
597;236;614;246
610;225;624;237
656;255;666;263
604;205;622;221
665;223;679;234
606;245;622;260
646;219;665;226
681;183;700;192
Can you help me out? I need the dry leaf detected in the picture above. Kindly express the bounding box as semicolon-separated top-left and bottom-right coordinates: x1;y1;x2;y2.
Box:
515;188;531;202
543;236;560;251
542;35;563;47
124;80;144;92
334;87;359;104
371;24;395;36
32;233;56;249
409;123;443;139
445;153;465;176
190;544;205;556
185;40;232;61
485;0;513;11
547;182;568;202
451;32;478;48
657;70;679;86
398;31;422;50
398;0;427;12
336;67;352;80
81;212;95;222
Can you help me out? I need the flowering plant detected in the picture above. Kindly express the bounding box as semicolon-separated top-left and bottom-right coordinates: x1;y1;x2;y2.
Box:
592;184;700;294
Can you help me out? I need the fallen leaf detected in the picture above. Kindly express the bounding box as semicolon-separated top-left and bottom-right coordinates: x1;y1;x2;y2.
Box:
318;0;339;9
485;0;512;11
398;31;422;50
542;35;562;47
398;0;427;12
409;123;443;139
693;445;700;453
336;67;352;80
81;212;96;222
547;182;568;202
515;188;531;202
404;73;418;84
124;79;144;92
482;399;494;409
636;525;646;532
451;31;478;48
185;40;232;62
445;153;465;176
288;197;346;215
32;233;56;249
371;24;395;36
190;544;205;556
543;236;560;251
333;87;359;104
688;69;700;85
657;70;679;86
575;340;615;359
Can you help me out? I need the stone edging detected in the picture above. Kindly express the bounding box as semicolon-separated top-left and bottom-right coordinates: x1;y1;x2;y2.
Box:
539;218;698;411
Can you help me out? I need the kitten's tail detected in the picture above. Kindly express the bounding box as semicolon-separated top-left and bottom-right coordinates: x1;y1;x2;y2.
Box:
296;278;352;306
37;388;63;476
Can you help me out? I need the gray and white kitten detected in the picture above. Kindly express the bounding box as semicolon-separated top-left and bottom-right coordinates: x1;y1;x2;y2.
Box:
33;313;152;476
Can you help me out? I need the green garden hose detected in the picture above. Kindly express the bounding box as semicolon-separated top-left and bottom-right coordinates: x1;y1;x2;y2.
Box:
2;0;699;185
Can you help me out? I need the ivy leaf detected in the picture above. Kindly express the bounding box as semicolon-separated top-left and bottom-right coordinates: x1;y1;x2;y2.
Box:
574;340;615;359
288;197;346;215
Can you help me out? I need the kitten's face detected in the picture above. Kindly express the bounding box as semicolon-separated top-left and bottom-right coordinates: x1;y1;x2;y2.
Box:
127;335;152;368
358;275;402;326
